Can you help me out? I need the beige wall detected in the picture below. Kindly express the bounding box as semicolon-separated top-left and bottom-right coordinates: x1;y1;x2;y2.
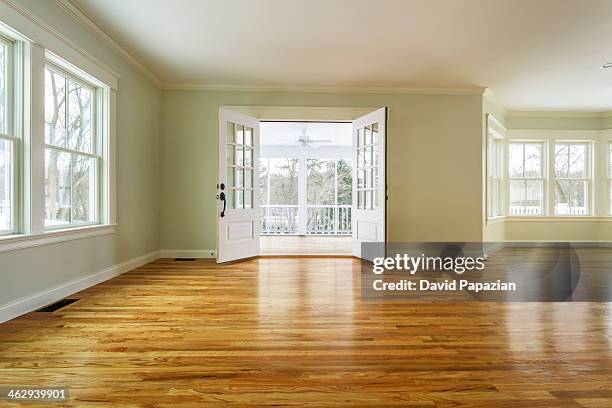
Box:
160;90;485;251
0;0;161;309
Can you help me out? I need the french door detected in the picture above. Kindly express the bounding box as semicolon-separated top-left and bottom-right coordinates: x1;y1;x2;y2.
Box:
352;108;387;259
217;108;260;263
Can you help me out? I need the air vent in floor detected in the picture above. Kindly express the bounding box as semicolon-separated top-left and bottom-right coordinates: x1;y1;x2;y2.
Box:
36;298;79;312
174;258;196;261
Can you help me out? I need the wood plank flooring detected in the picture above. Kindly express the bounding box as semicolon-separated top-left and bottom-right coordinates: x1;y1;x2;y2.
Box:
0;256;611;407
260;235;351;255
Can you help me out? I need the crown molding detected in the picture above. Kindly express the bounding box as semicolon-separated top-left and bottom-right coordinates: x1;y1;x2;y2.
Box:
483;89;507;116
162;82;487;95
50;0;163;87
506;110;612;118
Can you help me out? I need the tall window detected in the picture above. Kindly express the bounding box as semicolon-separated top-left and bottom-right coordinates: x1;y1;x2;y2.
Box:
306;158;352;234
554;142;590;215
44;64;99;228
259;158;299;234
487;137;503;218
0;35;16;235
508;142;544;215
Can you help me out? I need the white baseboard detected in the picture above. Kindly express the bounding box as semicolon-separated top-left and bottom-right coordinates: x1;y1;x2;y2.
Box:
0;250;161;324
160;249;216;259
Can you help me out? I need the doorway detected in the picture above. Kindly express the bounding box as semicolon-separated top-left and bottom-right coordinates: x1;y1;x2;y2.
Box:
216;106;386;263
259;122;353;255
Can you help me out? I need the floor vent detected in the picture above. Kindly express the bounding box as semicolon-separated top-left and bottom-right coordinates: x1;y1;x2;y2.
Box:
36;298;79;313
174;258;196;261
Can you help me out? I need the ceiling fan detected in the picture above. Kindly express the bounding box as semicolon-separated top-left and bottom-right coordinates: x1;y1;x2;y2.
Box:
296;129;331;146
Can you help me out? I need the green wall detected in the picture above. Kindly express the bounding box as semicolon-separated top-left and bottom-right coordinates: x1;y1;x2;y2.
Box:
160;90;484;251
0;0;161;308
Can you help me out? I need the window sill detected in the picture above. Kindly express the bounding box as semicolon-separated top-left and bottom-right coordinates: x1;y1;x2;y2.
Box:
486;216;506;225
0;224;116;253
505;216;612;222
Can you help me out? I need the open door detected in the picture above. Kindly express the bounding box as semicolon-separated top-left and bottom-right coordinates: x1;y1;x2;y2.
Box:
217;108;260;263
352;108;387;259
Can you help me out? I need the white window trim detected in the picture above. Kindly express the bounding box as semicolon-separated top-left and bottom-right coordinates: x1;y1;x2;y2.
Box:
507;140;546;216
551;141;593;216
0;8;117;252
507;129;605;219
486;114;505;221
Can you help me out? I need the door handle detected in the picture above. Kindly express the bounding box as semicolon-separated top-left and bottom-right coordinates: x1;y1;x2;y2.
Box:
219;191;226;217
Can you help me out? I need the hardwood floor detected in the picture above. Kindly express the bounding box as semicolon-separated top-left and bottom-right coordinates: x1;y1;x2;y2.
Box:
0;256;611;407
260;235;351;255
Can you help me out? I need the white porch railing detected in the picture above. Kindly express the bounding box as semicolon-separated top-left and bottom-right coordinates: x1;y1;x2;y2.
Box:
307;205;351;235
260;204;352;235
260;205;299;234
509;205;588;216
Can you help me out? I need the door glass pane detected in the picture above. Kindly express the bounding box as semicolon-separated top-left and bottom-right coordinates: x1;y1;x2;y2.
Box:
236;124;244;145
373;168;378;188
371;122;378;145
236;189;244;208
227;122;235;143
0;138;13;231
226;144;235;165
365;190;372;209
244;147;252;167
45;68;67;147
357;170;365;188
358;190;364;209
68;81;92;153
244;127;253;146
226;189;234;210
364;147;372;167
373;190;378;209
236;167;244;188
45;149;71;227
365;125;372;145
71;154;95;223
373;145;378;166
357;148;364;169
365;169;372;188
245;189;252;209
226;167;234;188
245;168;253;188
237;146;244;166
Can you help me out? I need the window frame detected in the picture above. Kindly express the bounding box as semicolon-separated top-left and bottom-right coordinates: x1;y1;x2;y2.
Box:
43;61;102;230
507;141;546;216
486;114;505;220
0;10;118;251
551;141;592;216
0;32;19;236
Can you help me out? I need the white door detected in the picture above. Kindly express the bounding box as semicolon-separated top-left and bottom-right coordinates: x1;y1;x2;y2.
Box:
217;108;260;263
352;108;387;259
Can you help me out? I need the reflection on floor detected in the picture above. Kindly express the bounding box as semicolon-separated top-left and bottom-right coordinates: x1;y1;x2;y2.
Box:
2;256;612;406
260;235;352;255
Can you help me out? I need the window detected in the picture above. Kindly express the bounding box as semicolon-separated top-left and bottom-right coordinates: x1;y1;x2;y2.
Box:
0;34;16;235
44;64;99;228
259;158;299;234
486;116;504;218
554;142;590;215
508;142;544;215
306;158;352;234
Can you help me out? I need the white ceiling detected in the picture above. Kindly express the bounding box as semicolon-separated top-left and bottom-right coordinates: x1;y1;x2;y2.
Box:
70;0;612;111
